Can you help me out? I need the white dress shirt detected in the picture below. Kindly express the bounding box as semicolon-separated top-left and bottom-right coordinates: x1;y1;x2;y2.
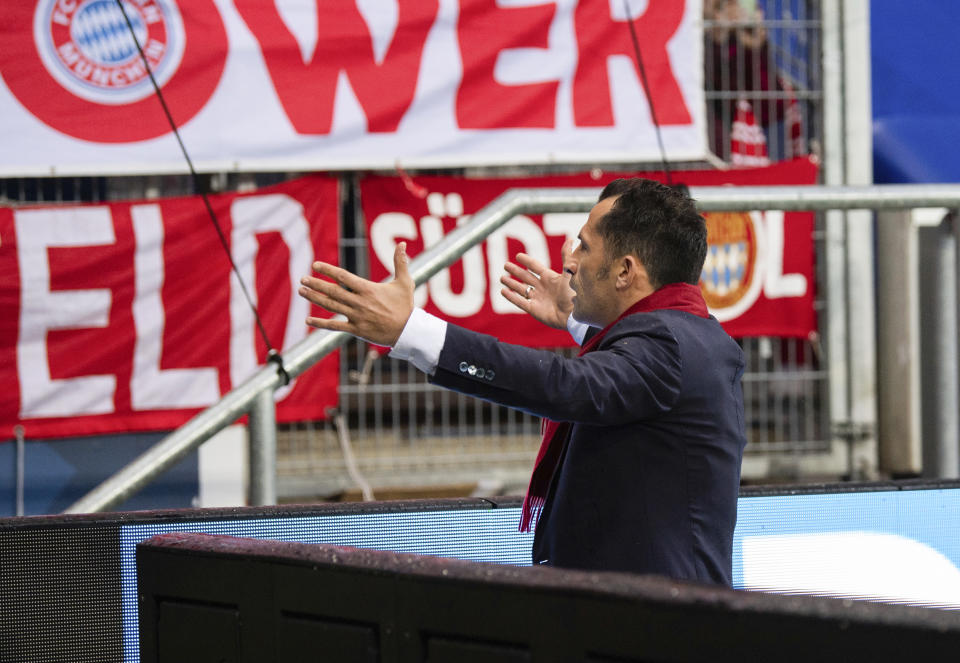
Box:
390;308;590;375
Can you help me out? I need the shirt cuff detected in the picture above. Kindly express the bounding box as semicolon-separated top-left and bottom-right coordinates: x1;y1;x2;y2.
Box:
389;307;447;376
566;315;590;346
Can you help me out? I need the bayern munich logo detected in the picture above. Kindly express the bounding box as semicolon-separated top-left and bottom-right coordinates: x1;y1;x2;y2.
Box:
34;0;185;105
700;211;766;322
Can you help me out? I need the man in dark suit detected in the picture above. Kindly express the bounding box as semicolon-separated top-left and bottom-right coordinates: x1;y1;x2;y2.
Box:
298;178;746;586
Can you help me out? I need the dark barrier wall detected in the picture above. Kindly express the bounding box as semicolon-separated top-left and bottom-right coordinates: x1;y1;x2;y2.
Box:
137;532;960;663
4;480;960;662
1;497;512;663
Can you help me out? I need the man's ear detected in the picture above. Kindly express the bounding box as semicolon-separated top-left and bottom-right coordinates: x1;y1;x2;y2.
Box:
616;254;641;286
617;255;653;294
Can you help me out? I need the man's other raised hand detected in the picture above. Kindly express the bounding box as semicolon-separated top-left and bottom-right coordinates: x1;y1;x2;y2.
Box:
500;238;576;330
299;242;415;347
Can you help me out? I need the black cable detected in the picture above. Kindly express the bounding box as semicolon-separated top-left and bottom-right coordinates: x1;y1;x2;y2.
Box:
623;0;673;187
115;1;283;375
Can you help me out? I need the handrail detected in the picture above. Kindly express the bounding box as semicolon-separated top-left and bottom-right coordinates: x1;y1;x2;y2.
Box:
64;183;960;513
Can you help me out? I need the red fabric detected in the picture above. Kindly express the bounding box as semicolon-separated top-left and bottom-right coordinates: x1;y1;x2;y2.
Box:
730;99;770;167
518;283;708;532
361;158;819;342
0;176;340;438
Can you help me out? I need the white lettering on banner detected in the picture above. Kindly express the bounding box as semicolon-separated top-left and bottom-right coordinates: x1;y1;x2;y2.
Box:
57;43;79;66
371;203;809;325
369;203;554;318
486;215;550;314
369;212;428;308
229;195;313;400
144;40;165;61
420;215;486;317
130;204;220;410
143;4;162;24
420;193;485;317
542;213;583;249
762;210;807;298
14;207;116;417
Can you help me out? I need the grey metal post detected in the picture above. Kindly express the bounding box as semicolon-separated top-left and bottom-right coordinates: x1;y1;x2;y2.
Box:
953;210;960;476
247;389;277;506
14;425;25;517
919;214;959;478
876;211;921;474
822;0;877;479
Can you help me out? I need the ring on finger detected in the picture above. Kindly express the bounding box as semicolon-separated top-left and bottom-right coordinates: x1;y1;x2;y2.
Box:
524;284;535;299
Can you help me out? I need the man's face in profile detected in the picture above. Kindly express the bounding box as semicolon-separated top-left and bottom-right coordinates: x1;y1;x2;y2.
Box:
565;196;620;327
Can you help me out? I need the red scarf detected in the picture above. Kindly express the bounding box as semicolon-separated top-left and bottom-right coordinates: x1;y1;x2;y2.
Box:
518;283;709;532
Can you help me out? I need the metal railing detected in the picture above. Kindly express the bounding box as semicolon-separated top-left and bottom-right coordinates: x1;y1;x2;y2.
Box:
64;183;960;513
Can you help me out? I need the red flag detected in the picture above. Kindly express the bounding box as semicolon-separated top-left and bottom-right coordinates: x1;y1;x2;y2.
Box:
730;99;770;167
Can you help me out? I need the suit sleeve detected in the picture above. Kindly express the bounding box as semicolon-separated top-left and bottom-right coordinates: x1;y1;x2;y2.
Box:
430;318;682;425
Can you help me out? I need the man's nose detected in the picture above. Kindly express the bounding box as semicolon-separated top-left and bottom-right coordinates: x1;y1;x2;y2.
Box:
563;246;578;275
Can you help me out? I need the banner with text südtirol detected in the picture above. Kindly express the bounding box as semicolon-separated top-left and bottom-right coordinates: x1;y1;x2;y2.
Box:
361;158;819;345
0;0;705;175
0;176;339;439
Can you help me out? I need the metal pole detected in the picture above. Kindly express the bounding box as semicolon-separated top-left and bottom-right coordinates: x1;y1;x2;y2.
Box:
247;389;277;506
919;214;959;478
876;211;921;474
14;425;25;517
955;212;960;476
64;367;280;513
64;184;960;513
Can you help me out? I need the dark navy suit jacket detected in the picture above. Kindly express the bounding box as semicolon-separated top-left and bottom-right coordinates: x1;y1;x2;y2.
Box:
430;309;746;586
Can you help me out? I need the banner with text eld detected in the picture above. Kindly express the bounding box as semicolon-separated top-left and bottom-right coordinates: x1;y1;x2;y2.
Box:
0;176;339;439
361;158;819;346
0;0;705;175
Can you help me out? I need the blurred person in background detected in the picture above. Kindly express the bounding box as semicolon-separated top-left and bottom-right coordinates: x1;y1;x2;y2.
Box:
705;0;787;162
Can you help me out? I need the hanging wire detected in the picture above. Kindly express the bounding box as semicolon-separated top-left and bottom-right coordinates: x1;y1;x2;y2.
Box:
114;1;288;384
623;0;674;187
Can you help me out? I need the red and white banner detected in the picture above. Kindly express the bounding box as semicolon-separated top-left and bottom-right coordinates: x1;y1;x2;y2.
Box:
0;176;339;439
362;158;819;344
0;0;705;175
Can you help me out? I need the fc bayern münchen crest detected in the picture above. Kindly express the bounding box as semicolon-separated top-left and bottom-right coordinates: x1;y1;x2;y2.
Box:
34;0;184;104
700;211;760;313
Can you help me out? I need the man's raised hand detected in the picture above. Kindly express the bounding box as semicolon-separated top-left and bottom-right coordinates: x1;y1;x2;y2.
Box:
500;238;575;330
299;242;415;346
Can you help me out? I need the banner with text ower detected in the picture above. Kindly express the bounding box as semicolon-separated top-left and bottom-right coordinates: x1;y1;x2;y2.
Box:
362;158;819;345
0;176;339;439
0;0;705;175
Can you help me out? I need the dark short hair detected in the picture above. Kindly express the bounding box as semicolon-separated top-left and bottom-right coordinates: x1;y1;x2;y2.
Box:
595;178;707;289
